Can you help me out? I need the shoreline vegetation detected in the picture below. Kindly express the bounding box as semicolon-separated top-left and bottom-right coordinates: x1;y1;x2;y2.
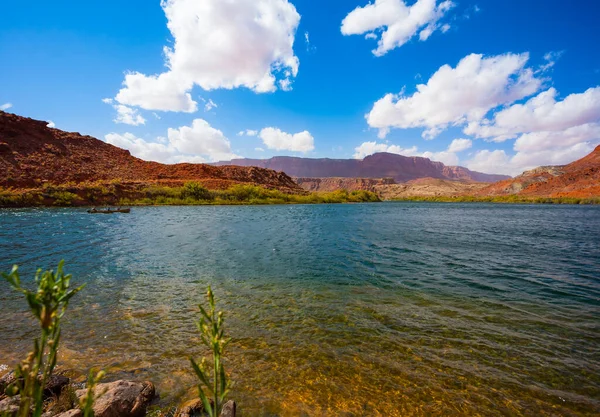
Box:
0;181;380;208
1;180;599;208
390;195;600;204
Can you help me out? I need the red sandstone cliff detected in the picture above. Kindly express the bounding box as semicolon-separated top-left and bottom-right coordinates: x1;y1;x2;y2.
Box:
477;145;600;198
0;111;302;192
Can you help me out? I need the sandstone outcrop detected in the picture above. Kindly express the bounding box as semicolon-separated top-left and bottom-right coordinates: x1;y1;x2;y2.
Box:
477;145;600;198
0;111;302;193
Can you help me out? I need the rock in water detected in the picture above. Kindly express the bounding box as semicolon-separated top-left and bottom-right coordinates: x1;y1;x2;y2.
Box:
75;380;155;417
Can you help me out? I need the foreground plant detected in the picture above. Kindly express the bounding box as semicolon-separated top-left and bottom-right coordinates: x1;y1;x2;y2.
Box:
80;369;105;417
190;287;231;417
2;261;84;417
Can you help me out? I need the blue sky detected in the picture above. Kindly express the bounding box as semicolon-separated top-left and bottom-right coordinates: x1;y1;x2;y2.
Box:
1;0;599;175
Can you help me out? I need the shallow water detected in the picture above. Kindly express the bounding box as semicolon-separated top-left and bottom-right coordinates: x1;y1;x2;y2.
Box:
0;203;599;416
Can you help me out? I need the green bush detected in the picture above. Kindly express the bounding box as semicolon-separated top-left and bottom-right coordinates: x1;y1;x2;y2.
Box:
181;182;213;201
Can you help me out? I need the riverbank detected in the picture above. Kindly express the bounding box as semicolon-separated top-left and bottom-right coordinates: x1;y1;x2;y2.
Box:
391;195;600;204
0;181;380;207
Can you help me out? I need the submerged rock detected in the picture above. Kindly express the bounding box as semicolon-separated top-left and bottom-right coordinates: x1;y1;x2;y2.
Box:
75;380;155;417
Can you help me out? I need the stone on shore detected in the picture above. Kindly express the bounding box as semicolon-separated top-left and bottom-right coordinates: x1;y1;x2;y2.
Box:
0;371;70;399
0;394;20;417
75;380;155;417
176;398;204;417
53;409;83;417
176;398;236;417
219;400;236;417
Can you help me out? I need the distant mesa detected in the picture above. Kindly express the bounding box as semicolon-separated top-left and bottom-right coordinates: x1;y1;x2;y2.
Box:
213;153;511;183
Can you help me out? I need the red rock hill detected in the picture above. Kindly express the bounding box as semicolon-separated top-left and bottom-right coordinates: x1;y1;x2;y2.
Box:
477;145;600;198
0;111;302;192
213;153;510;183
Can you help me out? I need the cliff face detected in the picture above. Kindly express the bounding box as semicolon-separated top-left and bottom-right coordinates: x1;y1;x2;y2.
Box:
214;153;511;183
478;145;600;198
0;111;302;192
295;177;395;193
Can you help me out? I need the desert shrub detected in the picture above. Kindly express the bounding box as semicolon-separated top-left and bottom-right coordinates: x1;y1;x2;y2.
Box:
51;191;79;206
181;182;213;201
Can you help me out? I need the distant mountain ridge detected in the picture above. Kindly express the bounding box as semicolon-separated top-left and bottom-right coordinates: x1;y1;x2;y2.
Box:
213;153;511;183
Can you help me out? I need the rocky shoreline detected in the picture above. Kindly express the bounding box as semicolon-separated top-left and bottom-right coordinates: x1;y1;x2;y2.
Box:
0;371;235;417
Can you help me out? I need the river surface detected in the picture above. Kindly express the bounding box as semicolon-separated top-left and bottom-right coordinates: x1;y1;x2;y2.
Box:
0;203;599;416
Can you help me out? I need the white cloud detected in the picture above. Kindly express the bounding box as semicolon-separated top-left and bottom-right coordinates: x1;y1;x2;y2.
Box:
105;119;239;163
341;0;455;56
367;53;542;138
259;127;314;152
465;87;600;141
47;121;56;128
447;138;472;153
106;132;176;163
113;0;301;112
103;98;146;126
539;50;564;73
255;147;265;152
514;123;600;153
353;141;419;159
204;99;218;112
0;103;13;111
238;129;258;136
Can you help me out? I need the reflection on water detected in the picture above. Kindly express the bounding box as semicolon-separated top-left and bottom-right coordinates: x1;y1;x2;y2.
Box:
1;203;599;415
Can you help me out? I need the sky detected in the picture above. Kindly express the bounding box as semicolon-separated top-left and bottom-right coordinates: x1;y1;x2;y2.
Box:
1;0;599;176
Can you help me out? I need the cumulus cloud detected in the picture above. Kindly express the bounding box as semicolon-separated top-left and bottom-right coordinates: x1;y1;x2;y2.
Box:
103;98;146;126
367;53;542;139
464;87;600;141
105;119;239;163
353;141;419;159
47;121;56;128
0;103;13;111
259;127;314;152
447;138;472;153
113;0;301;113
341;0;455;56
